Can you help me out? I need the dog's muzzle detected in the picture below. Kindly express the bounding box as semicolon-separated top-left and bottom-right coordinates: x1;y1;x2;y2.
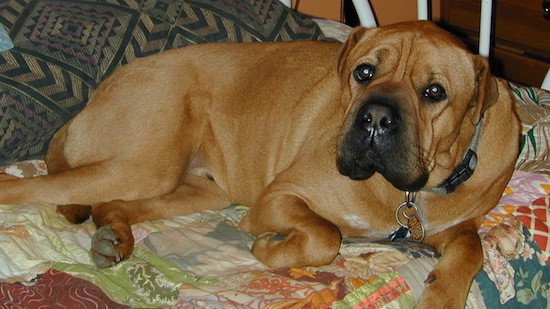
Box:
337;95;428;191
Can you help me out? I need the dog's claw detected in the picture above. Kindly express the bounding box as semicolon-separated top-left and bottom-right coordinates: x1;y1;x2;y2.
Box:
425;271;437;284
257;232;286;242
91;226;123;268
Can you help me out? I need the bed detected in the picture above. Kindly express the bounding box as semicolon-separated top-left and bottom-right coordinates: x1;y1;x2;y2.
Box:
0;0;549;308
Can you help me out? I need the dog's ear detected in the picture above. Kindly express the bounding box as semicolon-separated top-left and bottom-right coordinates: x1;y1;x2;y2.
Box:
337;27;369;78
471;56;499;125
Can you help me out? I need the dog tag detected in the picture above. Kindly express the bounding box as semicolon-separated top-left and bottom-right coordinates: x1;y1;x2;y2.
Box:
406;214;425;242
395;200;425;242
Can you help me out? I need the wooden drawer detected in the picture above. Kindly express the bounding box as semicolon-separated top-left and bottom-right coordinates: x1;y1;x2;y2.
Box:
441;0;550;87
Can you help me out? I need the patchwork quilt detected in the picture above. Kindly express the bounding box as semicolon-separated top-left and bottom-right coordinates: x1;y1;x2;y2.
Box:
0;1;549;308
0;161;549;308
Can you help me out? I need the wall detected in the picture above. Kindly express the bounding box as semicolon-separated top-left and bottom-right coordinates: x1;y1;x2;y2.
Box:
293;0;441;25
293;0;341;21
371;0;440;25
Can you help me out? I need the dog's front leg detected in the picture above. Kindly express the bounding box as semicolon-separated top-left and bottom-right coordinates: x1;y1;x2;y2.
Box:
416;217;484;309
241;194;341;268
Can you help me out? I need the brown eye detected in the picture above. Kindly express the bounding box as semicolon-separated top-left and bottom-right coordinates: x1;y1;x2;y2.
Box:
423;84;446;102
353;64;376;83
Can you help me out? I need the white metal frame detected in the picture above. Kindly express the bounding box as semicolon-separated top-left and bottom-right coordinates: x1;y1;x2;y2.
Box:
279;0;291;7
350;0;492;57
350;0;377;28
280;0;549;90
542;71;550;91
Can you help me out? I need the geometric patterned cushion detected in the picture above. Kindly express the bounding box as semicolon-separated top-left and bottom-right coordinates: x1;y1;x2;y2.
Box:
0;0;324;165
516;197;550;264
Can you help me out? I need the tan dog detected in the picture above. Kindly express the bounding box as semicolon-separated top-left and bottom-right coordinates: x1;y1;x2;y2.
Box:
0;21;519;308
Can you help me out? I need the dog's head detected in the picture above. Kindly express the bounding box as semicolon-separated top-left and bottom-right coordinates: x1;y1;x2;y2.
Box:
336;21;498;192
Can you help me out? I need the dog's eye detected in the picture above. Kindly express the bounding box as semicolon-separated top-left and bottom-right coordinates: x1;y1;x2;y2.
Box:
422;84;447;102
353;64;376;83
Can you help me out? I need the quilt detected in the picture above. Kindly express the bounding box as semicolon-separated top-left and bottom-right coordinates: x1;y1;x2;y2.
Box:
0;2;549;308
0;161;549;308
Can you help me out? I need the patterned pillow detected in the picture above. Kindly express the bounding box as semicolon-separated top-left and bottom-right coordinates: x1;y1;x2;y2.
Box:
0;0;324;166
511;83;550;174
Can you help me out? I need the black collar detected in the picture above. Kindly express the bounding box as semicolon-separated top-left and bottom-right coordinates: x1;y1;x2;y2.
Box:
423;119;483;195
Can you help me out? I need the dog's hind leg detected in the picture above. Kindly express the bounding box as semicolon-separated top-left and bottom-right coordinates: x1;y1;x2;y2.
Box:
0;124;201;221
89;173;230;267
0;160;172;205
0;162;119;205
41;126;92;224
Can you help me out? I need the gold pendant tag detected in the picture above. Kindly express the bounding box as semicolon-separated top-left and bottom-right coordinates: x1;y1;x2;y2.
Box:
407;214;425;242
395;192;426;242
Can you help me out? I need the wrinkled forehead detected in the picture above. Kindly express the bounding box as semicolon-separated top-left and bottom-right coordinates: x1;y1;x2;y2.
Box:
348;24;476;84
372;22;466;49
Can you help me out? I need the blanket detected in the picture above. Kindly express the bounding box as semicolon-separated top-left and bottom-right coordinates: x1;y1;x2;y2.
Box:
0;161;549;308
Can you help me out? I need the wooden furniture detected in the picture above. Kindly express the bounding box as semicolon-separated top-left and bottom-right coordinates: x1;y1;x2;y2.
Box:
440;0;550;87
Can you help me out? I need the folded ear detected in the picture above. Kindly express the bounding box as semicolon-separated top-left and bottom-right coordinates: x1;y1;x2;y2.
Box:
471;56;499;124
337;27;369;79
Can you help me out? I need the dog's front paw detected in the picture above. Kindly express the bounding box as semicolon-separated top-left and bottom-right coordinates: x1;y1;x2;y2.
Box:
91;226;133;268
252;229;339;268
252;232;289;267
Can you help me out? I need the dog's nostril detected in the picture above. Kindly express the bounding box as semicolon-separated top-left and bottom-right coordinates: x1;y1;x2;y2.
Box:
381;116;393;128
360;104;397;131
364;113;392;127
364;113;373;124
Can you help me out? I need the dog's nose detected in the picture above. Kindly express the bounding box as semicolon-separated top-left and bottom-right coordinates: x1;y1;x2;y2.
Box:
359;103;398;134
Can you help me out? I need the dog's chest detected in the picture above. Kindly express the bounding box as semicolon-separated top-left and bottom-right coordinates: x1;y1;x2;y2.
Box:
331;210;399;240
324;193;433;241
334;197;475;242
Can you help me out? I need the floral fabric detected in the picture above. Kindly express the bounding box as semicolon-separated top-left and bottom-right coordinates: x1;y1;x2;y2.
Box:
0;165;549;308
511;82;550;174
